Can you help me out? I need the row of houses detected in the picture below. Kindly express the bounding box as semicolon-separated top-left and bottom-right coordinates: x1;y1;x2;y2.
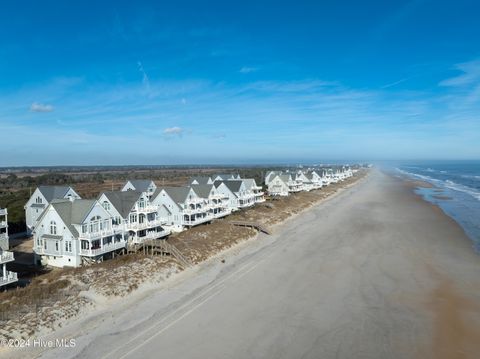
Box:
26;174;266;268
265;166;354;196
0;208;18;288
23;168;354;269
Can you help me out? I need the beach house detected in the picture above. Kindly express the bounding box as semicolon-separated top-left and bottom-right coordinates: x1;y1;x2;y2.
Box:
267;174;291;196
214;180;254;209
190;184;231;219
0;208;17;287
25;186;81;234
33;199;124;267
98;191;170;245
151;186;212;230
242;179;265;203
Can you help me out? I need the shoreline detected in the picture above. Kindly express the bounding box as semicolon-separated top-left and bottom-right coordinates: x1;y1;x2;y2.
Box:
393;170;480;254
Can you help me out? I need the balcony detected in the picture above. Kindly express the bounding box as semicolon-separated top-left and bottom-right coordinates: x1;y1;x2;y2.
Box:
0;220;7;228
136;204;158;214
0;271;17;287
0;208;7;216
126;218;166;231
79;240;126;256
212;208;231;218
182;205;209;215
78;227;120;240
0;251;14;264
130;228;171;244
183;213;213;226
0;233;8;242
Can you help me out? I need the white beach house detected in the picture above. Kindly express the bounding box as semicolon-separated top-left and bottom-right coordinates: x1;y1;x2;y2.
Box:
242;179;265;203
190;184;231;219
0;208;17;288
25;186;81;235
267;174;291;196
98;191;170;245
214;180;255;209
151;186;212;230
33;199;124;267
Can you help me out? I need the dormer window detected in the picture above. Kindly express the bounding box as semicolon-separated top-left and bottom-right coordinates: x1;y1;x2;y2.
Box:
36;196;43;204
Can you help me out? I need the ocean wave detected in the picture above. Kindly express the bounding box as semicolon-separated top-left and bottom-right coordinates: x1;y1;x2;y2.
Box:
461;174;480;180
443;180;480;201
396;168;480;201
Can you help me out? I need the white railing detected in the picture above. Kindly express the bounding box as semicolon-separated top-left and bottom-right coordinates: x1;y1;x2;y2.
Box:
183;214;213;226
213;209;231;218
0;233;8;242
186;197;205;205
0;251;14;263
78;228;119;240
132;229;171;243
0;271;17;286
79;240;126;256
0;209;6;216
182;206;209;215
126;218;166;231
136;205;158;213
0;221;7;228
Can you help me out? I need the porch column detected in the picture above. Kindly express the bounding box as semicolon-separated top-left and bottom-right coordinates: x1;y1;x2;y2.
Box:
3;263;6;277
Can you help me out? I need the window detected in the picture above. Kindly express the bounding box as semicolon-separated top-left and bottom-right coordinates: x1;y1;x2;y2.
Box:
65;242;68;251
82;224;88;233
139;199;145;209
55;242;59;251
69;242;72;252
103;201;110;211
89;216;101;233
35;196;42;204
50;221;57;235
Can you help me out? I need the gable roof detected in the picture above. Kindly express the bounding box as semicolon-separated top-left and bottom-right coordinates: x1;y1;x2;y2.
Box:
160;186;192;204
242;179;256;191
278;174;292;183
100;191;142;218
212;173;239;180
48;199;97;237
189;176;212;185
215;180;243;193
126;180;155;192
37;186;76;202
190;184;214;198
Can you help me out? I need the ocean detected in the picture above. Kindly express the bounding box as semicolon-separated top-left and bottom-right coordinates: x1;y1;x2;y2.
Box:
394;161;480;253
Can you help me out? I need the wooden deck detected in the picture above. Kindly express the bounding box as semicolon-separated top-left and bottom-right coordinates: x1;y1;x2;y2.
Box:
229;221;272;235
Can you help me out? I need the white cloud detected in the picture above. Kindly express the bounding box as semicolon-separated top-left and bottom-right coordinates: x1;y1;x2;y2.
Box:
163;126;184;136
30;102;54;112
439;59;480;87
240;66;258;74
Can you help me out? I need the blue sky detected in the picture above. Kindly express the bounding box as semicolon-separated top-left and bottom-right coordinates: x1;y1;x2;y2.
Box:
1;0;480;165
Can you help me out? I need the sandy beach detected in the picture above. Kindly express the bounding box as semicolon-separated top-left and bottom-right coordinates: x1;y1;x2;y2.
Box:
4;169;480;359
